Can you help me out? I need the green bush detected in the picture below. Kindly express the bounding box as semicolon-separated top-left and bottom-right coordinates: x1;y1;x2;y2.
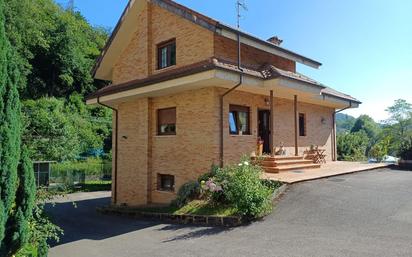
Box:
172;181;201;208
261;179;282;191
399;137;412;160
337;131;369;161
369;138;389;162
198;164;219;183
215;159;273;219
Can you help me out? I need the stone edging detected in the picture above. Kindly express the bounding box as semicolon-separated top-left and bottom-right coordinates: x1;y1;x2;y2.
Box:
97;206;244;227
271;184;288;202
97;184;287;227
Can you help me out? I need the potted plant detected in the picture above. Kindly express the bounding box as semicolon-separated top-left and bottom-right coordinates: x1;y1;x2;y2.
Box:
398;138;412;169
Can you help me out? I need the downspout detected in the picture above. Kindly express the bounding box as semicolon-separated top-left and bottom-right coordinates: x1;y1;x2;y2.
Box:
97;97;118;205
332;101;353;161
219;27;243;168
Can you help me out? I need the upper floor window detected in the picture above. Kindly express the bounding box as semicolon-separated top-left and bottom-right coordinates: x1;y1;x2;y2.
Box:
299;113;306;136
157;39;176;70
229;105;250;135
157;107;176;136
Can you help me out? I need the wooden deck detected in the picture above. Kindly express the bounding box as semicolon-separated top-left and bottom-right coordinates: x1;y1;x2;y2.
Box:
263;161;390;183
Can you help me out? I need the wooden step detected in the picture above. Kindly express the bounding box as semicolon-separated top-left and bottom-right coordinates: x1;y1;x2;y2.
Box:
261;159;314;167
258;155;304;161
263;163;321;173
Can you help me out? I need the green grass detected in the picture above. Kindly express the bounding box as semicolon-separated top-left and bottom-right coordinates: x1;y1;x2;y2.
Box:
135;200;238;217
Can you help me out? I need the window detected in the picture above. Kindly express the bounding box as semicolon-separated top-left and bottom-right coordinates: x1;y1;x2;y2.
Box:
157;107;176;135
157;174;175;192
157;39;176;69
229;105;250;135
299;113;306;136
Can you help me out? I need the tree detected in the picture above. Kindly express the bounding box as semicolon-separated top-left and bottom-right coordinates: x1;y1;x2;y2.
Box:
4;0;109;99
4;147;36;254
0;0;35;255
337;131;369;161
22;96;111;162
382;99;412;155
336;113;356;134
385;99;412;139
351;115;380;140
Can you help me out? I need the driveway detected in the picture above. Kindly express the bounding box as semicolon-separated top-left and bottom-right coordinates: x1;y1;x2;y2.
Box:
49;168;412;257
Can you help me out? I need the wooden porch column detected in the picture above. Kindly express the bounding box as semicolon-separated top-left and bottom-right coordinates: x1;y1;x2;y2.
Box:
294;95;298;156
269;90;274;155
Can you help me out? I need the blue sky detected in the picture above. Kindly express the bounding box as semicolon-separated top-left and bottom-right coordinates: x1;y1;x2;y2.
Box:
56;0;412;121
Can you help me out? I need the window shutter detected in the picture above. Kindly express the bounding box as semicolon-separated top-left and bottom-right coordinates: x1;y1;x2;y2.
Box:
158;108;176;125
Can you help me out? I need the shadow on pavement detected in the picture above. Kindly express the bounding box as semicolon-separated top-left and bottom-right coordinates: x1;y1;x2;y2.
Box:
46;196;161;246
159;224;230;243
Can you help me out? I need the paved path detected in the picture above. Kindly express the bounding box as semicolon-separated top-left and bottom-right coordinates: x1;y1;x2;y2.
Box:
264;161;389;183
49;168;412;257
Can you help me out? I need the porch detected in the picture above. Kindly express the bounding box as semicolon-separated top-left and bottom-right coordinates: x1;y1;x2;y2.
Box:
263;161;390;184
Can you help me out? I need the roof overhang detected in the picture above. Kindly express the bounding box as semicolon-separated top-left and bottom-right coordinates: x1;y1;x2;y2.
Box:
88;68;358;110
216;24;322;69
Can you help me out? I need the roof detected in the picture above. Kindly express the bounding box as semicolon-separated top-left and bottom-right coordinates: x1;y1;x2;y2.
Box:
92;0;322;78
88;57;361;104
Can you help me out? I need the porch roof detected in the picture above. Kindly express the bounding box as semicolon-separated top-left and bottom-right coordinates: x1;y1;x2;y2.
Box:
87;57;361;106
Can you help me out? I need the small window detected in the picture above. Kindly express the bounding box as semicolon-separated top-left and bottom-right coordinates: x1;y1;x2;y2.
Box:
299;113;306;136
229;105;250;135
157;107;176;135
157;39;176;69
157;174;175;192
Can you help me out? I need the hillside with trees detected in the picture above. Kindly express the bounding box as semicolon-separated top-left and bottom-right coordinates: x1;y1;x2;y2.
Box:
337;99;412;162
1;0;112;255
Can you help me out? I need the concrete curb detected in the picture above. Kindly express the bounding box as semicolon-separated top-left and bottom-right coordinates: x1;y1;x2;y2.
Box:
271;184;288;202
97;206;244;227
286;164;394;185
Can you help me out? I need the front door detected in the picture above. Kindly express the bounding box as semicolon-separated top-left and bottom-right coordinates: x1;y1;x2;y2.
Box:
258;110;271;154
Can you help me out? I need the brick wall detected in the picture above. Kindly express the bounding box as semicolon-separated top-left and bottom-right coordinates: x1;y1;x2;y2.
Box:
112;3;215;84
214;35;296;72
115;99;150;206
220;89;333;165
112;87;334;205
112;3;297;85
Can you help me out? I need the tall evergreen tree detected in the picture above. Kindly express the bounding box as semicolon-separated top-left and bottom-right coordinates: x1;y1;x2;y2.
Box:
0;0;36;255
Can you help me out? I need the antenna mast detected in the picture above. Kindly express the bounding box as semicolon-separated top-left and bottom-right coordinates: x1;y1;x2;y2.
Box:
236;0;247;68
236;0;247;29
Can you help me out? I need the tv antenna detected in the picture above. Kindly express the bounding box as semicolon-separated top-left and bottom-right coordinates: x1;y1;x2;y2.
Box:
236;0;248;29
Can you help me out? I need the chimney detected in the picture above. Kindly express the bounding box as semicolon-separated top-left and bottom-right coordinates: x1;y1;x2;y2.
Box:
267;36;283;46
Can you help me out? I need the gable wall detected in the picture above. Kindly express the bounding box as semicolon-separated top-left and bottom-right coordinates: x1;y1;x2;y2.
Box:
112;3;215;84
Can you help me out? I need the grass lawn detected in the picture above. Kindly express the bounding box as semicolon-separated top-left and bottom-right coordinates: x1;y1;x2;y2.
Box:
136;200;238;217
74;180;111;192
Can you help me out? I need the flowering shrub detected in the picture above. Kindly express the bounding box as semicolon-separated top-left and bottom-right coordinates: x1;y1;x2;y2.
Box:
201;178;223;193
214;158;273;219
172;181;200;208
174;158;277;219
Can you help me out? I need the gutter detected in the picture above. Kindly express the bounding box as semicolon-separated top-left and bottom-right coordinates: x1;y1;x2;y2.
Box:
219;18;243;168
97;97;118;205
332;101;353;161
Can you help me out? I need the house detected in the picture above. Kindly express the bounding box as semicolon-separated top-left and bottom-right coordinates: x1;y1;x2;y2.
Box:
86;0;360;206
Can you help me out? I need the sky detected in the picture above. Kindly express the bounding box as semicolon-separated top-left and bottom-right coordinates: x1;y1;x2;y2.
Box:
55;0;412;122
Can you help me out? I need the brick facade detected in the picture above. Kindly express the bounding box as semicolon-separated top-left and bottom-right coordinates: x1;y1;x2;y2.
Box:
214;35;296;72
112;3;215;84
105;2;335;206
112;87;334;205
